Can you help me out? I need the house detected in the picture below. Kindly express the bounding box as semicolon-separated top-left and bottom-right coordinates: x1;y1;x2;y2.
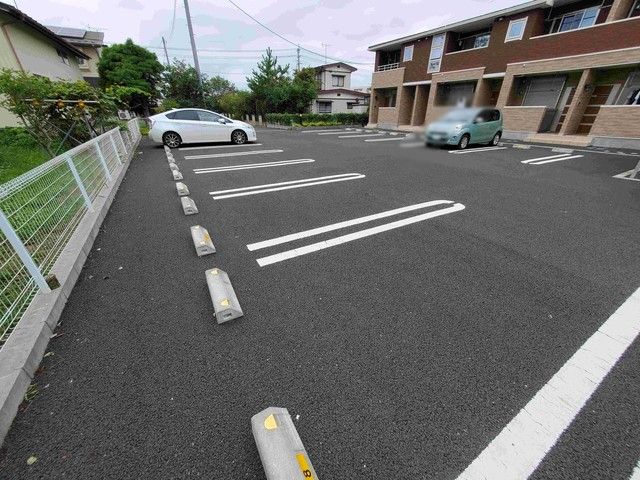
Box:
0;2;88;126
367;0;640;147
312;63;370;114
47;26;105;87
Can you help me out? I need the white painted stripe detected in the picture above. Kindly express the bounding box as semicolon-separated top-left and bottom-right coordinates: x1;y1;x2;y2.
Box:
211;174;365;200
256;203;465;266
193;159;314;174
365;137;407;142
449;146;507;154
301;129;344;133
338;133;385;139
179;143;263;151
528;155;584;165
185;149;283;160
456;287;640;480
209;173;359;195
521;153;571;164
317;131;349;135
247;200;454;251
629;458;640;480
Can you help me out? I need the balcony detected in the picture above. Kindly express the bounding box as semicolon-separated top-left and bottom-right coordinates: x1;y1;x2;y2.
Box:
377;62;400;72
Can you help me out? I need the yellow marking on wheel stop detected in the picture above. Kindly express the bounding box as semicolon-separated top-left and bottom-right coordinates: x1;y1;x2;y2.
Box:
264;414;277;430
211;269;219;275
220;298;230;306
296;453;314;479
203;232;211;242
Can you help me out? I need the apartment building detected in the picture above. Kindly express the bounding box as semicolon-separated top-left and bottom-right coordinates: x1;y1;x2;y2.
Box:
47;26;105;87
312;63;370;114
368;0;640;146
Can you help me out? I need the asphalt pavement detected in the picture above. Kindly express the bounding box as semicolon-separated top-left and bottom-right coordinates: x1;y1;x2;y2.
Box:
1;127;639;479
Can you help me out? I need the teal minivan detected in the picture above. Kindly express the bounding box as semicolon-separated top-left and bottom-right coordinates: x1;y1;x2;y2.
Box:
425;108;503;150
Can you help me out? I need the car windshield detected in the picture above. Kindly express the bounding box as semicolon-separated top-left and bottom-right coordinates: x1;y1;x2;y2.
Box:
440;109;477;123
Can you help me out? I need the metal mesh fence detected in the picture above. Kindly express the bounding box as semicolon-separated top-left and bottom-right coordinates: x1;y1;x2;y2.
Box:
0;120;141;345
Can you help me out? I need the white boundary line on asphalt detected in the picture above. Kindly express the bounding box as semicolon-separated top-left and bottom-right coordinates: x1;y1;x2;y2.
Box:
317;131;350;135
629;458;640;480
521;153;572;164
179;143;263;151
456;286;640;480
338;133;385;139
503;141;640;158
365;137;407;142
209;173;364;199
449;146;507;154
185;149;283;160
613;170;640;182
256;202;465;266
247;200;454;251
301;129;345;133
526;155;584;165
194;159;314;174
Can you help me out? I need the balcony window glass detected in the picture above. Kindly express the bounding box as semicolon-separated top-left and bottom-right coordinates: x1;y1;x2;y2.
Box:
474;33;490;49
428;33;446;73
616;71;640;105
551;6;600;33
403;45;414;62
630;0;640;17
505;18;527;41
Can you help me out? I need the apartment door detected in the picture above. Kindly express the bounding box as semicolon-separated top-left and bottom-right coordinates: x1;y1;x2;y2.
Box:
576;85;613;135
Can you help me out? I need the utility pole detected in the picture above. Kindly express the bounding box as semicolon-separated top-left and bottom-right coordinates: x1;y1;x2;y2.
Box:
296;45;300;72
183;0;202;83
161;36;170;65
321;43;331;64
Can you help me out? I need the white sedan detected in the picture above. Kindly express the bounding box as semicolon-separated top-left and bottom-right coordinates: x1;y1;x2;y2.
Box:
148;108;257;148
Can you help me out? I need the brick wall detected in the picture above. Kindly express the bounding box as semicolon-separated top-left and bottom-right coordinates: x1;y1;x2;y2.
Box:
503;106;549;132
371;67;405;89
590;106;640;137
377;107;400;128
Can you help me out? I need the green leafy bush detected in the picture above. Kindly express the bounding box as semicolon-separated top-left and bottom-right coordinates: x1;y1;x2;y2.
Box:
265;112;368;126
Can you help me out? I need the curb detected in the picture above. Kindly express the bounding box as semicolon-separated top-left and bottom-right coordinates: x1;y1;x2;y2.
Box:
0;138;140;446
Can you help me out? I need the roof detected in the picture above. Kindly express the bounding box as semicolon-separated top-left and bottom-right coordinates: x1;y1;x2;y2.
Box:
47;26;105;47
318;88;370;97
314;62;357;72
369;0;553;51
0;2;89;58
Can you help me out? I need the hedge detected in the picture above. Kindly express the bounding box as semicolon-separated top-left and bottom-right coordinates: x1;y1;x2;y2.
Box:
265;112;369;126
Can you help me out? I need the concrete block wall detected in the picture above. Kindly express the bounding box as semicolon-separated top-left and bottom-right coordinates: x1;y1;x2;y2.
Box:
590;106;640;138
502;106;549;133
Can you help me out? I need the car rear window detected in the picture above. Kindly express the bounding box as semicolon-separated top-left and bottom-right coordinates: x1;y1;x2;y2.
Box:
165;112;177;119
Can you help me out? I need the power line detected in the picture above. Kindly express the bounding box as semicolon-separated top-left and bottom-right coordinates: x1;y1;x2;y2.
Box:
167;0;178;41
224;0;373;66
144;45;296;53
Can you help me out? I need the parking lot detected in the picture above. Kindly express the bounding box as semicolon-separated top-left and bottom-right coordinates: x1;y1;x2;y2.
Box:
2;127;640;479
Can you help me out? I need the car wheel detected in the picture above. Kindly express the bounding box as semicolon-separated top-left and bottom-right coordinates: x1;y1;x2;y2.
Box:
231;130;248;145
163;132;182;148
458;134;470;150
491;132;501;146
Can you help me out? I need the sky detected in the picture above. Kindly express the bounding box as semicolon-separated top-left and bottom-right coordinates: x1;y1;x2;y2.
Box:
15;0;526;89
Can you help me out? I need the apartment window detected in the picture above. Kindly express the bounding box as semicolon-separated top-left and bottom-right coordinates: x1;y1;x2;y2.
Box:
505;18;527;41
427;33;446;73
57;49;70;65
331;75;345;87
318;101;332;113
403;45;414;62
549;6;600;33
628;0;640;17
616;71;640;105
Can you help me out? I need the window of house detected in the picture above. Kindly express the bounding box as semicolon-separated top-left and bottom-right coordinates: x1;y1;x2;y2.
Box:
403;45;414;62
616;71;640;105
549;6;600;33
318;101;332;113
427;33;446;73
628;0;640;17
332;75;345;87
505;18;527;41
57;49;70;65
347;102;354;110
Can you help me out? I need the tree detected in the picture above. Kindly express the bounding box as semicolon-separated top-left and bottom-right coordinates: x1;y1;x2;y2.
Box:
98;39;163;116
217;90;251;119
286;67;319;113
246;48;290;115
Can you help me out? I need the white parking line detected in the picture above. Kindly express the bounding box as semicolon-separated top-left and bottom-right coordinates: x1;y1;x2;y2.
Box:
456;286;640;480
301;129;345;133
247;200;454;251
338;133;385;139
317;131;350;135
193;159;314;174
179;143;263;151
526;154;584;165
449;146;507;154
255;202;465;266
184;149;283;160
365;137;407;142
521;153;572;164
209;173;364;200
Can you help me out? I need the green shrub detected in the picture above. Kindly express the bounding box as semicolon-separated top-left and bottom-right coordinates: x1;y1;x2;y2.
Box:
265;112;368;126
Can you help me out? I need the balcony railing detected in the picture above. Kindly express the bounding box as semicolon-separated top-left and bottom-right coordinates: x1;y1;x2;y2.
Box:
376;62;400;72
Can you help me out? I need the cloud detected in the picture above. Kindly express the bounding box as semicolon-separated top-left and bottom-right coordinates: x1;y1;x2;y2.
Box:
118;0;143;10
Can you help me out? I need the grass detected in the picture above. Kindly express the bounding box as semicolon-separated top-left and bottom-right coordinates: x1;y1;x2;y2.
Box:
0;128;50;184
